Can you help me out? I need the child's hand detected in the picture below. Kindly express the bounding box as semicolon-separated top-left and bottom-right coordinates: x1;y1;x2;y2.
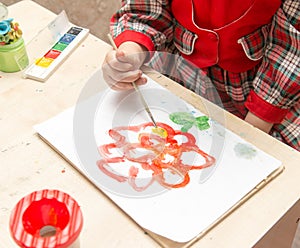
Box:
102;41;148;90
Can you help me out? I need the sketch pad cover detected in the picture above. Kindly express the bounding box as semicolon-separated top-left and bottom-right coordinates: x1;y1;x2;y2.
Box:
34;70;283;243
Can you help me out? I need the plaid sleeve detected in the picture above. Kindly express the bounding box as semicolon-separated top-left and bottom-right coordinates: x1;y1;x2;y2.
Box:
245;0;300;123
110;0;173;52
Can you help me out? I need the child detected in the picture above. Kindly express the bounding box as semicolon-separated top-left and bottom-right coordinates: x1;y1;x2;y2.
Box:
102;0;300;151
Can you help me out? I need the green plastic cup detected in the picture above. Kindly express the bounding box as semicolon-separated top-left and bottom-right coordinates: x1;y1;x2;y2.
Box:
0;38;29;72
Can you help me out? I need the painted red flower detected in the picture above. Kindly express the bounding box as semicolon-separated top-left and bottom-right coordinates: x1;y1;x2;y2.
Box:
97;122;215;191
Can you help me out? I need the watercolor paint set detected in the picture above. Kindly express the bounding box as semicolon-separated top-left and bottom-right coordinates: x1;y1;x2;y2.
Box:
24;25;89;82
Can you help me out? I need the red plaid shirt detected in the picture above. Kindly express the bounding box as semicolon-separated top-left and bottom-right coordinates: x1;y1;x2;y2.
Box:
110;0;300;151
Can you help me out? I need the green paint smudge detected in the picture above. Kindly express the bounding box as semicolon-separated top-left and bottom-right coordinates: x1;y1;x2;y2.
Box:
169;112;210;132
234;143;257;159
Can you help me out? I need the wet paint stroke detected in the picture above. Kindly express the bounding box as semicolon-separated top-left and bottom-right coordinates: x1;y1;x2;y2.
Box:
96;122;215;191
169;112;210;132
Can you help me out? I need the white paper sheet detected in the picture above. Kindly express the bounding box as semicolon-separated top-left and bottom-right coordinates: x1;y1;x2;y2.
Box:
34;69;282;242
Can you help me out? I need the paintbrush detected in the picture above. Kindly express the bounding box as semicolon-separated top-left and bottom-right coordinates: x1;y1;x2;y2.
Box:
107;33;157;127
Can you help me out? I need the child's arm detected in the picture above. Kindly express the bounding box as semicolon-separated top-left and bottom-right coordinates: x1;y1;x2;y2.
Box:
245;0;300;128
109;0;173;54
102;0;173;90
244;111;273;133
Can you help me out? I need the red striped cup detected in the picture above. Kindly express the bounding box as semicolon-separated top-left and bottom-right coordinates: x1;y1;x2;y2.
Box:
9;189;83;248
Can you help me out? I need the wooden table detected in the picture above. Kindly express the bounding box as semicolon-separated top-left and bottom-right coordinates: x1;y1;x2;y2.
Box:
1;1;299;247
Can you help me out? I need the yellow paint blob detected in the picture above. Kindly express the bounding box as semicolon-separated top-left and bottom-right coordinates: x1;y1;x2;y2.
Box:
152;127;167;138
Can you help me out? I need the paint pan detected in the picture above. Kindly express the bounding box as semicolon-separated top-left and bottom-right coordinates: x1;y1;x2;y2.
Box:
9;189;83;248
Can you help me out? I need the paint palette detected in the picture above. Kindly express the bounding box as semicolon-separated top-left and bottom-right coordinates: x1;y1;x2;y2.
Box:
24;26;89;82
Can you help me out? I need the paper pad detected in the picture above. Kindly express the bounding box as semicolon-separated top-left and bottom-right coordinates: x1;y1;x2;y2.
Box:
34;69;283;244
